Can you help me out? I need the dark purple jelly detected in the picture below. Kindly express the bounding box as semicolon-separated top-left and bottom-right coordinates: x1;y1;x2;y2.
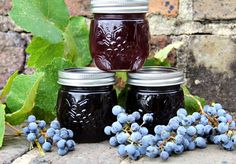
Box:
56;68;117;143
90;0;150;71
126;67;185;133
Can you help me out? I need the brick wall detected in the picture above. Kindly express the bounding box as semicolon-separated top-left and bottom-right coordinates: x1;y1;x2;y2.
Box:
0;0;236;111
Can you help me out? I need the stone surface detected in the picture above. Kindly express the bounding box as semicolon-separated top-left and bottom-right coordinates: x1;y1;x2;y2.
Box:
0;136;29;164
149;0;179;17
65;0;91;17
172;35;236;111
194;0;236;20
0;0;11;16
0;32;27;88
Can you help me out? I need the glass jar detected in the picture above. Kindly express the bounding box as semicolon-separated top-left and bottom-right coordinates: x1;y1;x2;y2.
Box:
56;68;117;143
126;67;185;132
90;0;150;71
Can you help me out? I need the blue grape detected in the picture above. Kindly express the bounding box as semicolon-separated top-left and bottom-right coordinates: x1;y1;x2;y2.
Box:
111;122;123;133
195;137;207;148
188;141;196;150
23;127;30;135
60;128;69;139
125;144;136;156
138;146;147;155
143;113;153;123
27;133;36;142
175;134;184;145
118;144;127;157
217;109;226;117
117;113;128;124
223;141;234;151
164;142;175;154
38;135;45;145
42;142;52;152
53;134;61;143
231;135;236;144
67;129;73;138
168;117;179;130
117;132;128;144
154;125;164;135
146;146;160;158
218;116;227;123
127;115;135;123
130;132;142;142
207;107;216;116
219;134;230;144
177;108;187;116
139;127;148;136
46;128;55;137
186;126;196;136
131;123;140;132
173;144;184;154
160;131;170;140
58;147;68;156
182;116;192;126
38;120;46;129
132;111;141;120
229;121;236;129
141;135;155;147
66;140;76;151
160;151;169;160
214;103;223;110
204;125;213;135
57;139;66;149
177;126;186;135
192;112;201;120
28;122;38;131
130;150;140;160
217;122;229;133
27;115;36;123
104;126;112;135
200;115;208;125
109;136;118;147
112;105;124;116
195;124;205;136
50;120;60;130
225;114;233;122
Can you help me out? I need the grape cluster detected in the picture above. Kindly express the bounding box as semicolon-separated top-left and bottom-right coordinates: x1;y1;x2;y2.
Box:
105;104;236;161
23;115;76;156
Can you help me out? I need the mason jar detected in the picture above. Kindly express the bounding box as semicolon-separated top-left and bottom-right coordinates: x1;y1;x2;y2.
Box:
90;0;150;71
56;68;117;143
126;66;185;132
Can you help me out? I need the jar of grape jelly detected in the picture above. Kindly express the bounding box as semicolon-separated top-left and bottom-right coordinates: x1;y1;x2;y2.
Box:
90;0;150;71
56;68;117;143
126;67;185;132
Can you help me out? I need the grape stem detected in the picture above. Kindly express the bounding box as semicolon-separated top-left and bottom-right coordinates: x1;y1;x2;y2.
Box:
5;122;22;136
35;141;45;156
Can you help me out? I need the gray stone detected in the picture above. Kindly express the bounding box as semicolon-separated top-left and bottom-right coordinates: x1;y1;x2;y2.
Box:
0;31;27;88
0;15;23;32
172;35;236;112
194;0;236;20
0;0;11;16
0;136;29;164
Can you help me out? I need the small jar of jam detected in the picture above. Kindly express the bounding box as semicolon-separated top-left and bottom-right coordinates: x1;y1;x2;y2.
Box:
90;0;150;71
126;67;185;132
56;68;117;143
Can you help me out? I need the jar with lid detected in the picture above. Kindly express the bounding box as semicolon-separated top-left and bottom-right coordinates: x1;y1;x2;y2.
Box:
126;67;185;132
56;68;117;143
89;0;150;71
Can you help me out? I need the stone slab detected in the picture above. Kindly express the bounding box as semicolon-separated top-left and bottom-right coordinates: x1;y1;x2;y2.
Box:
194;0;236;20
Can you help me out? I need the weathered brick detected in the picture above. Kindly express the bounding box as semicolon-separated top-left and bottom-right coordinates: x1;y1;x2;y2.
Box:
149;0;179;17
194;0;236;20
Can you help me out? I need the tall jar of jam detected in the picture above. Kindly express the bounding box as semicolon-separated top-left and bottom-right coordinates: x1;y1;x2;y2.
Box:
90;0;150;71
126;67;185;132
56;68;117;143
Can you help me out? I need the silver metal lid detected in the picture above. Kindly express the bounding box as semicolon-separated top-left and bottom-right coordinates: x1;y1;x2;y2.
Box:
128;66;186;87
91;0;149;13
58;67;116;87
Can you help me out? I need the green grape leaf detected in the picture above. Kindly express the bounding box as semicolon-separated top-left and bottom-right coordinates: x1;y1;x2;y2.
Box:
0;71;18;102
5;73;44;125
35;58;74;119
64;17;92;67
154;41;184;62
0;104;6;148
9;0;69;43
26;37;64;68
182;86;206;114
6;73;44;113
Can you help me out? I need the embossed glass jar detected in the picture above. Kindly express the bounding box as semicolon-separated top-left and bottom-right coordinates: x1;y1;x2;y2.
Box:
56;68;117;143
126;67;185;132
90;0;150;71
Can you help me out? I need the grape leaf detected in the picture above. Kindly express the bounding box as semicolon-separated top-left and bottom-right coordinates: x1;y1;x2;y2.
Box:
0;104;6;148
64;17;92;67
35;58;74;119
154;41;184;62
26;37;64;68
9;0;69;43
144;58;171;67
5;73;44;125
6;73;44;113
0;71;18;102
182;86;206;114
